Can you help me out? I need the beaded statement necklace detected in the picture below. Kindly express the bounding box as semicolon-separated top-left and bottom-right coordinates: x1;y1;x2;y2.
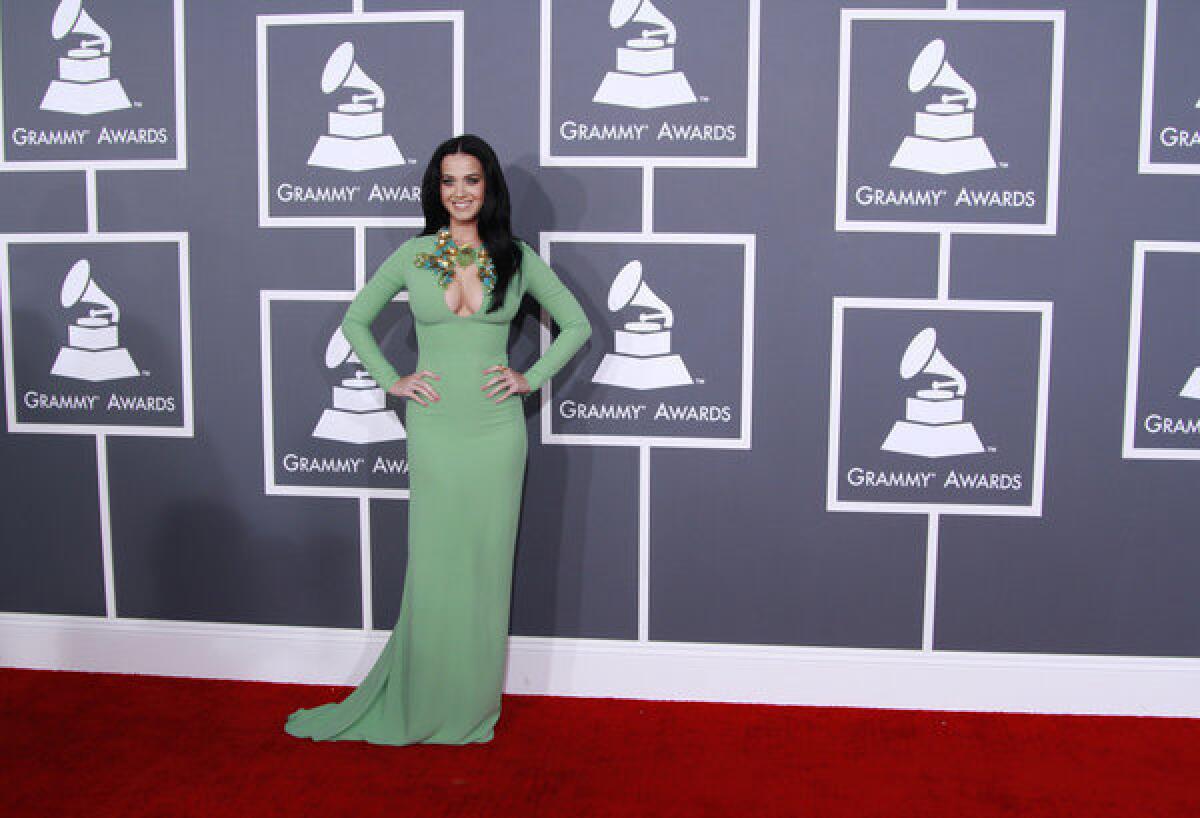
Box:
414;227;497;295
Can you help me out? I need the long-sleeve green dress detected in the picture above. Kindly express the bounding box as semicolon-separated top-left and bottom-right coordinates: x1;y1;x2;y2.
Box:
284;233;591;746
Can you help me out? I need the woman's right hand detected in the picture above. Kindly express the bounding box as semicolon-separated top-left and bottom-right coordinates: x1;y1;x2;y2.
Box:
388;370;441;406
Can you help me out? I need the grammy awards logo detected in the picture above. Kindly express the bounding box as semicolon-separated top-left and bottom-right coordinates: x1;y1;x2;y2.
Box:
307;42;405;172
50;258;140;382
39;0;132;115
311;327;406;444
1180;366;1200;400
593;0;698;110
880;328;985;458
889;39;997;175
592;260;692;390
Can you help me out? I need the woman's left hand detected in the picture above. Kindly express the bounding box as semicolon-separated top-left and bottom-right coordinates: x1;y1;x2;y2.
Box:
482;365;530;403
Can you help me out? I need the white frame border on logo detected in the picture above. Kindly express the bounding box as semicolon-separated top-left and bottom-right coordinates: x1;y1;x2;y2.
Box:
1137;0;1200;175
1122;241;1200;459
835;9;1065;236
255;12;465;229
827;297;1053;517
0;0;188;171
0;232;194;437
538;0;761;169
259;289;412;499
538;232;755;449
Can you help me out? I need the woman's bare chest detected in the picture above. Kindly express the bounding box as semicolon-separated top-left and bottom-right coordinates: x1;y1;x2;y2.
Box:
442;264;484;317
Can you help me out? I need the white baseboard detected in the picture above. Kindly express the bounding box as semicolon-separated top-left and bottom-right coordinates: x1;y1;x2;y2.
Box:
2;612;1198;718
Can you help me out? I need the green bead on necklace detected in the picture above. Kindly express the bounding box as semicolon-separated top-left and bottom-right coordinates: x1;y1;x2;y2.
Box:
455;243;477;267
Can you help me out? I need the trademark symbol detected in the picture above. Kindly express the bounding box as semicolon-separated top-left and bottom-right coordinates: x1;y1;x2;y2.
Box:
998;162;1009;169
699;96;710;103
408;159;417;164
987;446;997;453
134;101;143;108
694;377;705;385
141;370;150;376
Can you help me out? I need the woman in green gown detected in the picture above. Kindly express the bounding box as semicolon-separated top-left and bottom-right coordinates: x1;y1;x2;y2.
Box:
284;134;591;746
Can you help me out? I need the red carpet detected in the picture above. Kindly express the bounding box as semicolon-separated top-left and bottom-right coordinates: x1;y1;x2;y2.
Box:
2;666;1196;817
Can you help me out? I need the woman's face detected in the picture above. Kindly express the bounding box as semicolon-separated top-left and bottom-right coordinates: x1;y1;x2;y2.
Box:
439;152;485;227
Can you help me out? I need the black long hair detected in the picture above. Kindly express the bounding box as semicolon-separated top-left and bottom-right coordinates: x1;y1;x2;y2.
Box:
419;134;522;313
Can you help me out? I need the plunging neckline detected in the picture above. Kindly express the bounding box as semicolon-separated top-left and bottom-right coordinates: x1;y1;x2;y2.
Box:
442;270;486;319
450;231;485;318
417;230;493;319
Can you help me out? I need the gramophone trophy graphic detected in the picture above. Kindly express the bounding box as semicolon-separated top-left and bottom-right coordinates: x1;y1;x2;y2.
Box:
880;328;985;458
592;260;692;390
889;39;997;175
592;0;698;109
311;327;406;444
307;42;405;172
39;0;132;115
1179;366;1200;400
50;259;140;382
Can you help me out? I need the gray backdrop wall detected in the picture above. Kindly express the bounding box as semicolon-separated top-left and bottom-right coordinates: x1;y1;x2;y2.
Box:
2;0;1199;710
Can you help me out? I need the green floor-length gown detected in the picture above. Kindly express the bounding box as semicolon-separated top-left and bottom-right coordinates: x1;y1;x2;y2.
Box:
284;232;590;746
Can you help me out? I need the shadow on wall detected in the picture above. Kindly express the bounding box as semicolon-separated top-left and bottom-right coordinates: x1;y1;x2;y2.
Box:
507;158;606;638
508;153;593;239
